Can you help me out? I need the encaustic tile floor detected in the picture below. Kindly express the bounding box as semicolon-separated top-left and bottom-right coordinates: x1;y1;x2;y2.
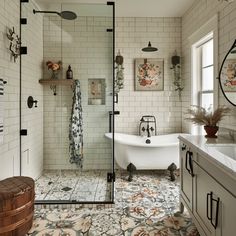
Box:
29;170;200;236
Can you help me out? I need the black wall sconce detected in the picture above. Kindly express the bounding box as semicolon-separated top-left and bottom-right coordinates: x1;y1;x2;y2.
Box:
27;96;38;108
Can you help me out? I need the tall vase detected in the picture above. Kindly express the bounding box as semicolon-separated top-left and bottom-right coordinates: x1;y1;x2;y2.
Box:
51;70;59;79
204;125;219;138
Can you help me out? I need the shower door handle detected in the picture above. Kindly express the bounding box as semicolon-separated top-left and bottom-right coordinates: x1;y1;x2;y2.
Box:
109;111;120;132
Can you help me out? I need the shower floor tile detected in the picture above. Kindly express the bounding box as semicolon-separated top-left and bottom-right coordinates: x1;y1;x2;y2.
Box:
35;170;111;202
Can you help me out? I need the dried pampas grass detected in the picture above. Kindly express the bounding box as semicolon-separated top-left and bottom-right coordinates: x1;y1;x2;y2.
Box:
185;105;230;126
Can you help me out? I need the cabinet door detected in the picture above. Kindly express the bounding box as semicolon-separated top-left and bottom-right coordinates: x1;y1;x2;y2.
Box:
193;162;236;236
180;142;193;210
215;178;236;236
193;162;216;236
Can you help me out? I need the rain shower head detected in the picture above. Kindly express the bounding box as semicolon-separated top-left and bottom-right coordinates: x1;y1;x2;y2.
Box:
33;9;77;20
60;11;77;20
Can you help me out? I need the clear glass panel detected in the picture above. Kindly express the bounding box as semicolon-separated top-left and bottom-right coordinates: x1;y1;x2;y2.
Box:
61;3;113;202
202;39;213;67
202;66;213;90
21;1;114;203
201;93;213;110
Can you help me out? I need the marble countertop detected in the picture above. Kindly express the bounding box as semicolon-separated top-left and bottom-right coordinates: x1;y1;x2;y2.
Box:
178;134;236;179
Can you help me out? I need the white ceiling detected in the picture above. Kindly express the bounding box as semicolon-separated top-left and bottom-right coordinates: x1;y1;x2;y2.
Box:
35;0;196;17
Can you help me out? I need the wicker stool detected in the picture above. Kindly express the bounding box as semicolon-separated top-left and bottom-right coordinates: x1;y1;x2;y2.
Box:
0;176;35;236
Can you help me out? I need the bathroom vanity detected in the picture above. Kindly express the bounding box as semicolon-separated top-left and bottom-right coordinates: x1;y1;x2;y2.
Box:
179;135;236;236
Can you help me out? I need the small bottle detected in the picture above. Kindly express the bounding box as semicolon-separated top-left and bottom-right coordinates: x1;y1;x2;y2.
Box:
66;65;73;79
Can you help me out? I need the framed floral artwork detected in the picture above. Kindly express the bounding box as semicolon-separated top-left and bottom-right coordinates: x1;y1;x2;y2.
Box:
135;58;164;91
220;59;236;92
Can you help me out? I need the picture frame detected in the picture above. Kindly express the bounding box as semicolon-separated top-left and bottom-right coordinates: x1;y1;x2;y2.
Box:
134;58;164;91
221;59;236;92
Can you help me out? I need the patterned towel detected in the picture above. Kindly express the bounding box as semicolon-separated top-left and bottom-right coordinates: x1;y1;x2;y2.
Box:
69;80;83;168
0;78;4;144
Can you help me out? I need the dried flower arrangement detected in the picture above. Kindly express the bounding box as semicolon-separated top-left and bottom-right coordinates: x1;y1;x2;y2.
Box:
185;105;230;127
46;61;62;79
185;105;230;138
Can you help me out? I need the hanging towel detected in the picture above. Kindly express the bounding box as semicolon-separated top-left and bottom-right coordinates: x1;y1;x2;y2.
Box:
69;80;83;168
0;78;4;144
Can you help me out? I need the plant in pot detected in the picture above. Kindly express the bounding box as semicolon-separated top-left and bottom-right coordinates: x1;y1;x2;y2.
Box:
185;105;230;138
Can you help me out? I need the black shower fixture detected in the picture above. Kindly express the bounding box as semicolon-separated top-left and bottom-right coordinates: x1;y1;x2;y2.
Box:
142;41;158;52
27;96;38;108
33;9;77;20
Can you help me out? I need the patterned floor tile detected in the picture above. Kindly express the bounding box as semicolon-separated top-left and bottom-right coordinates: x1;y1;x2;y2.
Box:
35;170;110;201
29;170;200;236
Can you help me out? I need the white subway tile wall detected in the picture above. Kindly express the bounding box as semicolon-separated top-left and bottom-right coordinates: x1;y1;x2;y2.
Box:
43;16;113;170
1;0;236;178
115;17;182;135
182;0;236;132
0;0;20;179
21;1;44;179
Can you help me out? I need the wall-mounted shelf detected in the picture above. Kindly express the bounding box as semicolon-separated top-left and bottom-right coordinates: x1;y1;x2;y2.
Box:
39;79;75;95
39;79;74;86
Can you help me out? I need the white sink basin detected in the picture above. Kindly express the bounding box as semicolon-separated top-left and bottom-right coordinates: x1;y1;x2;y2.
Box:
206;144;236;161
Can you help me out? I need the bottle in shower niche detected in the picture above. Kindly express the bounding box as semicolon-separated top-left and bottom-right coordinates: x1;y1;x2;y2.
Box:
66;65;73;79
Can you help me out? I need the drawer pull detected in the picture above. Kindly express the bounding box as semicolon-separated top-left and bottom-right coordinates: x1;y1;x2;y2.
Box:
206;192;212;220
185;151;190;173
188;151;195;177
206;191;220;229
185;151;194;177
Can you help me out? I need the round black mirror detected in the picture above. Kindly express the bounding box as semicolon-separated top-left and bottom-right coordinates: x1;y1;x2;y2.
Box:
219;39;236;106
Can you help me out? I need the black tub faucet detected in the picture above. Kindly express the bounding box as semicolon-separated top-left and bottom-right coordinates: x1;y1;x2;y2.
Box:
139;115;157;137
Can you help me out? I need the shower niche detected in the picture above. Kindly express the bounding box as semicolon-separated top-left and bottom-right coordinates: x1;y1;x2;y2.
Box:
88;79;106;105
20;0;115;204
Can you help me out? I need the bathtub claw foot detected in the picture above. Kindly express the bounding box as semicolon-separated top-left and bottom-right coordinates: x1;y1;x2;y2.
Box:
167;163;177;181
127;163;136;182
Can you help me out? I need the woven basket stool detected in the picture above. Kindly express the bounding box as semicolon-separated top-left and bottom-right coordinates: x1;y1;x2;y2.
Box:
0;176;35;236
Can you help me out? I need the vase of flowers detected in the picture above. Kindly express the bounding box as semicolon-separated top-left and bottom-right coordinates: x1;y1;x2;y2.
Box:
46;61;61;79
185;105;230;138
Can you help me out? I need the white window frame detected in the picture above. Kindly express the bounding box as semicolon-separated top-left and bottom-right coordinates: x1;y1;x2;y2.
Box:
198;37;214;109
189;15;218;135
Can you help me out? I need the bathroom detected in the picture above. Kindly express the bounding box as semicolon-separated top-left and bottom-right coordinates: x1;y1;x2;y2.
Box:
0;0;235;235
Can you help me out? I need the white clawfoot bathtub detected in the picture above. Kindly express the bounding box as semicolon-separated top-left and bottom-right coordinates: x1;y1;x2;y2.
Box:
105;133;181;170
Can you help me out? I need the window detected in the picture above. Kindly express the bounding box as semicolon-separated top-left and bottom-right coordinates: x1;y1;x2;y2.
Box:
192;34;215;135
199;39;214;110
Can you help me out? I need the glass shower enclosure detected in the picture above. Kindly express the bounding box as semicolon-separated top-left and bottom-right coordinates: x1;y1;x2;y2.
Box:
20;0;115;204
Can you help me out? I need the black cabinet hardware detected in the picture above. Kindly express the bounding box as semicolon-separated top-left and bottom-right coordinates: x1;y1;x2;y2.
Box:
188;151;195;177
185;151;194;177
206;192;212;220
185;151;190;173
182;144;186;150
206;191;220;229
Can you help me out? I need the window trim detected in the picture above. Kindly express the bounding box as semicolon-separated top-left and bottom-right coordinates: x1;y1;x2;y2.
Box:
188;14;218;135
